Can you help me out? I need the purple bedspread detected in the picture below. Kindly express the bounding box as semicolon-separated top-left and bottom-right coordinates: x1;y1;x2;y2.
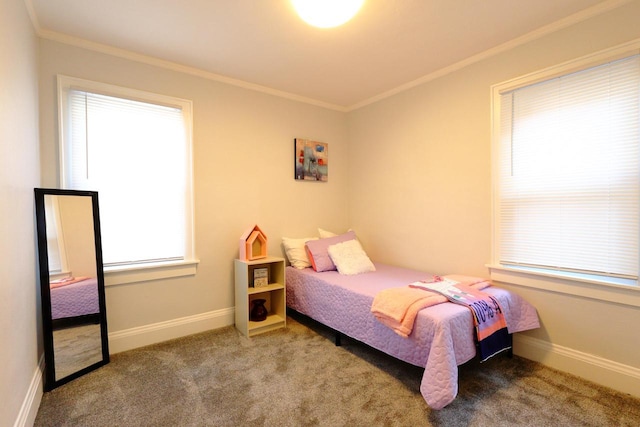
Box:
50;277;100;320
286;263;539;409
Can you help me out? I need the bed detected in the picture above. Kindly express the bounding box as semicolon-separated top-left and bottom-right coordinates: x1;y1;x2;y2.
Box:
285;263;540;409
50;276;100;329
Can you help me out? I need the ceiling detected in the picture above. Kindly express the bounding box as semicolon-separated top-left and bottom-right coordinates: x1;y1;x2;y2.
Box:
28;0;624;110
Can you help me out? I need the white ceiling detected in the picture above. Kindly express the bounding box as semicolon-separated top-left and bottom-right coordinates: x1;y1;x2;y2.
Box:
28;0;625;110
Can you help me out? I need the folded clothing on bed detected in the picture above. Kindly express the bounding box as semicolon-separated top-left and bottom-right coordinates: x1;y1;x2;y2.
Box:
371;275;490;338
411;278;511;361
50;276;90;289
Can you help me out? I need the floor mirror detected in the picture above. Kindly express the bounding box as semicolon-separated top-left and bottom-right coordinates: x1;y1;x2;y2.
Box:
34;188;109;391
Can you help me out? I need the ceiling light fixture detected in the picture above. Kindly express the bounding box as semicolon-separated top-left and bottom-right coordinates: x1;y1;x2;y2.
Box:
291;0;365;29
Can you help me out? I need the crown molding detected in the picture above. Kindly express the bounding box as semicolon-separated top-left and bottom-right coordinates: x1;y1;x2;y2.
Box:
26;0;632;113
347;0;634;111
36;28;348;112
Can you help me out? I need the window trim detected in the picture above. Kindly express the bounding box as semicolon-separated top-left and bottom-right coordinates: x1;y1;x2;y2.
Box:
104;259;199;287
487;264;640;308
490;39;640;304
57;75;198;285
44;194;69;276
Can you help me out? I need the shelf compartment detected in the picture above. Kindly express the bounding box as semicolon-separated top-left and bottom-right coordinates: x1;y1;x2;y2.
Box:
248;283;284;294
247;314;285;336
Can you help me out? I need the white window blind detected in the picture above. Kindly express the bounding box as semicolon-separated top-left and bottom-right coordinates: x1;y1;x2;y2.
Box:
498;54;640;280
59;77;193;268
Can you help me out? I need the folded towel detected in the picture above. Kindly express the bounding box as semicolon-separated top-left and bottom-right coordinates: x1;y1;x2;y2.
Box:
371;275;491;337
50;276;89;289
430;275;492;290
411;278;510;361
371;287;447;337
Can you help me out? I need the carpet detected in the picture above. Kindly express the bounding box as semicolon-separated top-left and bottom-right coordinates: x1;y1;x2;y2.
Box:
35;313;640;426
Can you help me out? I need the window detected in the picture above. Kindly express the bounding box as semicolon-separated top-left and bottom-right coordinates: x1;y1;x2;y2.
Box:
492;48;640;289
58;76;197;284
44;195;68;277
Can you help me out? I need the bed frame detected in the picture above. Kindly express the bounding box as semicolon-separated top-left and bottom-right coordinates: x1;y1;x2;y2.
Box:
50;277;101;330
285;263;539;409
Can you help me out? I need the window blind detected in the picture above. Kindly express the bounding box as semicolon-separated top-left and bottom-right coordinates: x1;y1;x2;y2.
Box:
498;54;640;279
66;90;188;266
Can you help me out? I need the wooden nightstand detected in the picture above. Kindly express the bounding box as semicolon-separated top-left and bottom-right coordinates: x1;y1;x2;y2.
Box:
234;257;286;337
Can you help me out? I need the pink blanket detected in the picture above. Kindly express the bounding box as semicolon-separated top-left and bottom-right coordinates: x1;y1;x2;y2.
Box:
50;276;89;289
411;278;511;361
286;264;540;409
50;277;99;320
371;275;490;337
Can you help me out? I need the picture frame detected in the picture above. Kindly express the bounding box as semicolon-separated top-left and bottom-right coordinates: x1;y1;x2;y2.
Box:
294;138;328;181
253;267;269;288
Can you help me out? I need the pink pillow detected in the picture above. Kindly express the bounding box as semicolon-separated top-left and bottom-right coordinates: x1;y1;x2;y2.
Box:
305;231;356;272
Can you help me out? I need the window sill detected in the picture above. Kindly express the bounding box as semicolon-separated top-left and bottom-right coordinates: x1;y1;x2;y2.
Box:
104;259;199;286
486;264;640;309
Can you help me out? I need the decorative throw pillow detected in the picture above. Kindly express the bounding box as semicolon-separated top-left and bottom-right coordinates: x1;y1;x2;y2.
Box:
328;239;376;275
318;228;337;238
305;231;357;272
318;228;353;239
282;237;318;269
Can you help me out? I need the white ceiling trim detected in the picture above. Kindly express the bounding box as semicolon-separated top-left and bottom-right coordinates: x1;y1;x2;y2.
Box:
35;28;348;112
26;0;633;113
350;0;634;110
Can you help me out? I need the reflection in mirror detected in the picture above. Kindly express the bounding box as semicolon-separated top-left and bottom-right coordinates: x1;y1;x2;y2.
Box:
35;188;109;391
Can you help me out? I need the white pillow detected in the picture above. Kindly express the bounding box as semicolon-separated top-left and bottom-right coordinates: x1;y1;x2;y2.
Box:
318;228;337;238
318;228;353;239
327;239;376;275
282;237;318;269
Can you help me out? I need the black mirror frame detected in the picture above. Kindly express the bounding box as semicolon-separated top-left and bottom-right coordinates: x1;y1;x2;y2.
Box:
35;188;110;391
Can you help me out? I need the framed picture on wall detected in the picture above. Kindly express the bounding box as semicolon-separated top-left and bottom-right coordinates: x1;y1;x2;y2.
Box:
294;138;328;182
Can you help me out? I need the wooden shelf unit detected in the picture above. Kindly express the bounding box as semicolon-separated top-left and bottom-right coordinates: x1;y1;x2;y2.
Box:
234;256;286;337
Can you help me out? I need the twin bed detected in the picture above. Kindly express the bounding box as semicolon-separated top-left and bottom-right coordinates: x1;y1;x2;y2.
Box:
50;276;100;329
285;261;540;409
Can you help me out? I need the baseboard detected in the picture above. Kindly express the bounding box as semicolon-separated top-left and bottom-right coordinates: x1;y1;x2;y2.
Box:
108;307;235;354
13;354;44;427
514;334;640;398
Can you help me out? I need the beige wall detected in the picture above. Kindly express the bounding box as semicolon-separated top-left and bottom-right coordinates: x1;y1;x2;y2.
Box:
56;195;97;278
348;1;640;395
38;40;350;336
0;0;42;425
4;3;632;423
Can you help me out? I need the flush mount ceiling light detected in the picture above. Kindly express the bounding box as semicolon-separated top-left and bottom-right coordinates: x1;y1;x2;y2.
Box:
291;0;365;28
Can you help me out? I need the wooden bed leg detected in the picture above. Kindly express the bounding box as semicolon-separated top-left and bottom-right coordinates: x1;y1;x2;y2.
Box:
335;332;342;346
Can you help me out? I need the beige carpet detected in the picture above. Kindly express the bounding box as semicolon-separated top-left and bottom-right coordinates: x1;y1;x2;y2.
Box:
53;324;103;380
35;313;640;426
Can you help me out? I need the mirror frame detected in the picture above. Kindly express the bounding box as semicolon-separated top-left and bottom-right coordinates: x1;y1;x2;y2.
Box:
35;188;109;391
